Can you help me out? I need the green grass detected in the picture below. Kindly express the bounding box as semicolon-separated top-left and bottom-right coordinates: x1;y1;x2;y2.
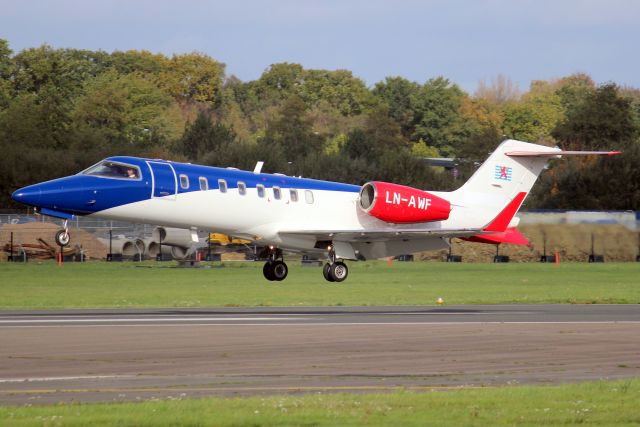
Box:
1;379;639;426
0;261;638;308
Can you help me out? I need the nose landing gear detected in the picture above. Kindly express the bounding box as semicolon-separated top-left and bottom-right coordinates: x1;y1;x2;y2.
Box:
261;246;288;281
55;220;71;247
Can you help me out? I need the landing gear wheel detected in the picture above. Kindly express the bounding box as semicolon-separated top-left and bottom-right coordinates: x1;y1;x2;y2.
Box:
271;260;288;281
323;263;335;282
263;262;276;281
330;261;348;282
55;229;70;247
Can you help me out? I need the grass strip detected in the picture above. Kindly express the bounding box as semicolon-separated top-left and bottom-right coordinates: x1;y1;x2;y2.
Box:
1;379;639;426
0;261;639;309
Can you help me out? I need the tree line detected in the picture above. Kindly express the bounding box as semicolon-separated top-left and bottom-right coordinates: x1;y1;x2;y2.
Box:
1;39;638;210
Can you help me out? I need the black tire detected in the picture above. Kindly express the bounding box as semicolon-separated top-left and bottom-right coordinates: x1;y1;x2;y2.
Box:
263;262;275;281
330;262;348;282
271;260;288;281
55;229;70;247
323;263;335;282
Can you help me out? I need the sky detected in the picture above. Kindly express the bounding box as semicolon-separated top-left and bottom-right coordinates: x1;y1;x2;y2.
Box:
2;0;639;92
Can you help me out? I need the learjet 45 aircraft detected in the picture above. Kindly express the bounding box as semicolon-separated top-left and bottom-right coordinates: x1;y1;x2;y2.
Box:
11;139;618;282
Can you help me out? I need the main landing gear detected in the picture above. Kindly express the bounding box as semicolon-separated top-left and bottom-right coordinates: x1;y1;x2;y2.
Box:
262;246;288;281
259;244;349;283
322;245;349;282
55;220;70;247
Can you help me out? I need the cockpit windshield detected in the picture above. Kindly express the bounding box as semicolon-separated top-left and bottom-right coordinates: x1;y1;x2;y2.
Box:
82;161;140;179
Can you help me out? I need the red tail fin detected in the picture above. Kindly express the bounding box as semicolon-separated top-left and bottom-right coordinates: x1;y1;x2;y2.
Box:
462;192;530;246
483;192;527;232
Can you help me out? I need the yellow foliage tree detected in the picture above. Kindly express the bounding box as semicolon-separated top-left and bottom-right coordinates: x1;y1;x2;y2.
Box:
159;52;225;105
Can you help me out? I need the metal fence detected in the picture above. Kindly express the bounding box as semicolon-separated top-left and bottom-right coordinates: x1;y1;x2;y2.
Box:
519;210;639;231
0;214;155;239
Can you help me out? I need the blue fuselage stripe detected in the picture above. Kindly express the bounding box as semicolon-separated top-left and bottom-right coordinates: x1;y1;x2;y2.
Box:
14;156;361;217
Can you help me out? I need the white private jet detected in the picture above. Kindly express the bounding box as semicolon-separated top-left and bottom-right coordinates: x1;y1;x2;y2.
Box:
12;139;618;282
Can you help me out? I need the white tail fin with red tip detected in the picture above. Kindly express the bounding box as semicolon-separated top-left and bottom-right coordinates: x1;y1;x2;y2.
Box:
442;139;619;231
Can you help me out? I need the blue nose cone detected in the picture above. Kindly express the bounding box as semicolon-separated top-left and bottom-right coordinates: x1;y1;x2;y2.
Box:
12;185;42;207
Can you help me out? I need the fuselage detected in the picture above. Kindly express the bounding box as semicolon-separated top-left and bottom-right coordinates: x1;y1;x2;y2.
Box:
13;157;455;256
13;156;516;259
14;140;586;265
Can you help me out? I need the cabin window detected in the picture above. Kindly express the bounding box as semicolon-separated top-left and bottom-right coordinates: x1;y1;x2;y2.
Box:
180;174;189;189
218;179;227;193
82;161;140;180
305;190;314;204
257;184;265;198
289;189;298;202
199;177;208;191
273;186;281;200
238;181;246;195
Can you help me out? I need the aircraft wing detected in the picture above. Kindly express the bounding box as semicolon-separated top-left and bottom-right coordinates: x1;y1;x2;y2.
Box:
278;228;484;242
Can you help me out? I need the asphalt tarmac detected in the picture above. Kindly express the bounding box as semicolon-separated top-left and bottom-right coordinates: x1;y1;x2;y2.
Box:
1;304;639;405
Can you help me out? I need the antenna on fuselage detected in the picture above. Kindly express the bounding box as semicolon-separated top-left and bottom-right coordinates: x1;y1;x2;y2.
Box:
253;161;264;174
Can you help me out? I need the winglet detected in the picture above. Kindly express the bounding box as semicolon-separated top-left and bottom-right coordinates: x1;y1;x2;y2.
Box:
483;192;527;232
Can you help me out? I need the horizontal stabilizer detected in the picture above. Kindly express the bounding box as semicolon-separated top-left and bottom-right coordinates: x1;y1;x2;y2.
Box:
462;228;529;246
506;150;621;157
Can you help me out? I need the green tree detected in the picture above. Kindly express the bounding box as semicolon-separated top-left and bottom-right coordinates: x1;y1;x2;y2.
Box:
261;95;324;161
343;106;407;159
502;90;564;143
225;76;263;120
179;111;236;162
109;50;167;75
254;63;304;103
372;76;420;137
0;92;110;207
531;83;640;209
411;77;469;157
619;86;640;131
0;84;73;151
555;73;595;115
0;39;12;75
0;93;53;149
72;70;184;147
531;149;640;210
456;97;504;160
553;83;637;150
12;45;109;98
0;39;13;109
299;69;375;116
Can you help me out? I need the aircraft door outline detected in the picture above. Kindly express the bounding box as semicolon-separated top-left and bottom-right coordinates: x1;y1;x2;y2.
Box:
147;161;177;200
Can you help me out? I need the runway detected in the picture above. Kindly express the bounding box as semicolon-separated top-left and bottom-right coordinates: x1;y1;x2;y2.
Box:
1;305;639;404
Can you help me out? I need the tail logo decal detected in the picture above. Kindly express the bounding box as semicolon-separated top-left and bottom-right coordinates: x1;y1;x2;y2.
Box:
495;165;512;181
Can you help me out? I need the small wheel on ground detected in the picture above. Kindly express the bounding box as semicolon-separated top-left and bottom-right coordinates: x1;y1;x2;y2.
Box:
329;261;348;282
55;229;70;247
271;260;288;281
262;262;276;281
323;263;335;282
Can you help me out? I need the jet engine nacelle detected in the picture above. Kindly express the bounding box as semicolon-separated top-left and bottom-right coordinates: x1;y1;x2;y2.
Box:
359;181;451;224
